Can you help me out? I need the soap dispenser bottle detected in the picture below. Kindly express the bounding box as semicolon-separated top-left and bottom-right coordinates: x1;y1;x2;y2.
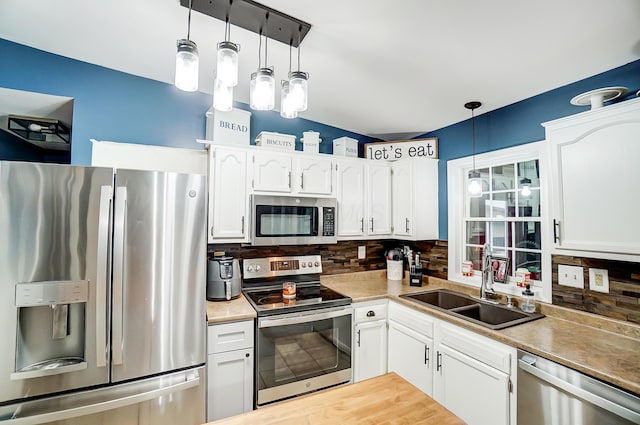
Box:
521;284;536;313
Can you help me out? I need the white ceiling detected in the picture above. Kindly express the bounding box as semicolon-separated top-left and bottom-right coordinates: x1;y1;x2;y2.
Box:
1;0;639;140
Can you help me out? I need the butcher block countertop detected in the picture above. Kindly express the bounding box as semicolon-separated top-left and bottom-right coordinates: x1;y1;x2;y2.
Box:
205;372;465;425
321;271;640;395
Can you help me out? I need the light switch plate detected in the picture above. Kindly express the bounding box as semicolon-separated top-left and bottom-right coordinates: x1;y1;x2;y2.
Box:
558;264;584;288
589;268;609;293
358;245;366;260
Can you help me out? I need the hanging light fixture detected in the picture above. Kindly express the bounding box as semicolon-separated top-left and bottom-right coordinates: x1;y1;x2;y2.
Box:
250;16;275;111
520;177;532;197
280;43;297;119
465;101;483;197
175;0;199;92
213;15;238;112
216;16;240;87
289;26;309;112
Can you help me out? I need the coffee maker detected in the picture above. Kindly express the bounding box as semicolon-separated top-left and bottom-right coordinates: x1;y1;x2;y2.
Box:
207;256;241;301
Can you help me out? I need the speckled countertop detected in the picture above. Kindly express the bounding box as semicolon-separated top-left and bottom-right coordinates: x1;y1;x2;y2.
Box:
206;296;256;324
321;270;640;395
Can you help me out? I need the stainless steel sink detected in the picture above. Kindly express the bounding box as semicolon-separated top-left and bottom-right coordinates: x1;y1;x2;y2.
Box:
400;289;544;330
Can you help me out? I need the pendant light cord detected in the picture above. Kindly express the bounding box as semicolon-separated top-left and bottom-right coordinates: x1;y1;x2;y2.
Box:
297;26;301;72
471;108;476;171
264;13;269;68
258;30;262;68
187;0;193;40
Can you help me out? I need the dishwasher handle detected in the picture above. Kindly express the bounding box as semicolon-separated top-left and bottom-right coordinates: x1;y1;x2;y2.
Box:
518;358;640;423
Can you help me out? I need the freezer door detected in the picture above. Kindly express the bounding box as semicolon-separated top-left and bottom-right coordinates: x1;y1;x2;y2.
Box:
0;367;205;425
0;161;113;403
111;169;206;382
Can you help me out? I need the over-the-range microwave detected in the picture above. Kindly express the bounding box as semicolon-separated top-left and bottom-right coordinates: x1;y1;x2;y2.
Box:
251;195;337;246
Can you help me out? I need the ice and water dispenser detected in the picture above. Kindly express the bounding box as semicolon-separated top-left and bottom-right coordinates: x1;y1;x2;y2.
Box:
13;280;89;379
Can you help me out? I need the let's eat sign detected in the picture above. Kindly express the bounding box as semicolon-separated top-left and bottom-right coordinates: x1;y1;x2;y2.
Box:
364;138;438;161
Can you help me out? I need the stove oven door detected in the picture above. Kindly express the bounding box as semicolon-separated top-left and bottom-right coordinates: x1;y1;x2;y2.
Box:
256;306;352;406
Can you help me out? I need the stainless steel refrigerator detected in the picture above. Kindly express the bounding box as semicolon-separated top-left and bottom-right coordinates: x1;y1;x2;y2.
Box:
0;161;207;425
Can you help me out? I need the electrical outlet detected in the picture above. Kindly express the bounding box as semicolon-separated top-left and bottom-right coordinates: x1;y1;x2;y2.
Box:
357;245;366;260
558;265;584;288
589;268;609;293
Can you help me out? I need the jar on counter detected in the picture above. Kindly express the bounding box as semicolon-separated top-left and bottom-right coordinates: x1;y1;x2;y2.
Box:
521;284;536;313
462;260;473;277
516;268;531;287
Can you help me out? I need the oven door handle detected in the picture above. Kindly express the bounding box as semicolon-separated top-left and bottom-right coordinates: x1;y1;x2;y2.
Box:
258;306;352;328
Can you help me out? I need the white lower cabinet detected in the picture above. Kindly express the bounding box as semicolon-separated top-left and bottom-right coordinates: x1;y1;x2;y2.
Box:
353;301;388;382
388;301;435;395
207;320;254;421
388;301;516;425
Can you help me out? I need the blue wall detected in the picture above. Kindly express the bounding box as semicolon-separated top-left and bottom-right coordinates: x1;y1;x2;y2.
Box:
0;38;377;165
416;59;640;239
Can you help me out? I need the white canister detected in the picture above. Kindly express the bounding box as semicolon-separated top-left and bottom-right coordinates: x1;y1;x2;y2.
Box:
387;260;404;281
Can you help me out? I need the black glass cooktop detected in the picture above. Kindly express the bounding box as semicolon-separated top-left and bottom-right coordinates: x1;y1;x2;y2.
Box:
243;283;351;316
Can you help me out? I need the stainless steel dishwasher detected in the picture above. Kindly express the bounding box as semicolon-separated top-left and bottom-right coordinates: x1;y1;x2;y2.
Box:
517;350;640;425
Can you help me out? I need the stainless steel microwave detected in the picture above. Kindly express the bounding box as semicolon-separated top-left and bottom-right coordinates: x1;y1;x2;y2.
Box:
251;195;337;246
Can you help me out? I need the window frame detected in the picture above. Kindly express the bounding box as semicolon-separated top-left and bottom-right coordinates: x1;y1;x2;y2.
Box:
447;141;552;303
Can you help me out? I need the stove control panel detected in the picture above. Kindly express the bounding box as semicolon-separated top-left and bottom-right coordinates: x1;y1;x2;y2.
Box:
243;255;322;279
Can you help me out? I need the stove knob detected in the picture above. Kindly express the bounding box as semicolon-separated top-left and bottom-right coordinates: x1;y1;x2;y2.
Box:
307;261;313;267
255;265;261;272
301;262;306;268
314;261;320;267
246;265;254;272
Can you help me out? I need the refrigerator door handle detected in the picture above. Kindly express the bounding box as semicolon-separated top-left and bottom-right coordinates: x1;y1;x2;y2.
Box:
112;186;127;366
4;371;201;425
95;185;112;368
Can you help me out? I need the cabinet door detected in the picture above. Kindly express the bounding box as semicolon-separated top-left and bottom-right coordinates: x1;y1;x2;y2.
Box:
209;147;248;242
252;151;292;193
367;164;392;235
207;348;253;421
353;320;387;382
387;321;433;396
549;115;640;255
434;344;510;425
297;157;333;195
392;161;413;237
336;160;366;237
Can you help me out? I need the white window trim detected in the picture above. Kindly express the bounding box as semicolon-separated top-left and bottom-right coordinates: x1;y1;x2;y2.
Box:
447;141;552;303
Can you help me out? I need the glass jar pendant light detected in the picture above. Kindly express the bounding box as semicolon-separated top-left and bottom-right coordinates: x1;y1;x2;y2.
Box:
280;43;297;119
250;18;275;111
216;18;239;87
175;0;199;92
465;101;483;197
289;27;309;112
213;18;238;112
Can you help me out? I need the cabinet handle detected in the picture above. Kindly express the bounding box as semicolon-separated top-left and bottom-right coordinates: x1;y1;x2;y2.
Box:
360;218;364;233
424;346;429;366
288;171;292;189
357;329;361;347
241;216;245;234
300;173;304;189
366;310;375;317
405;217;409;233
210;226;214;237
553;219;560;244
245;352;250;358
370;217;374;232
436;351;442;372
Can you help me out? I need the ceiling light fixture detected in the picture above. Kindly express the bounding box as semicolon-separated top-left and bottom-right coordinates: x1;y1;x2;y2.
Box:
250;16;275;111
465;101;483;197
280;43;298;119
213;15;238;111
289;26;309;112
175;0;199;92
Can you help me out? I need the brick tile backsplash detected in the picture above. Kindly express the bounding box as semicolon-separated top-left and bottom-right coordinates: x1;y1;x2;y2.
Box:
553;255;640;324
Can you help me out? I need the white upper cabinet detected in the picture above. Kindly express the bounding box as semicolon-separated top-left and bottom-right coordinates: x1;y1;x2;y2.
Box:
251;151;293;193
208;146;249;243
366;163;392;236
392;158;439;240
295;156;334;195
250;150;335;196
543;98;640;256
336;158;366;237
